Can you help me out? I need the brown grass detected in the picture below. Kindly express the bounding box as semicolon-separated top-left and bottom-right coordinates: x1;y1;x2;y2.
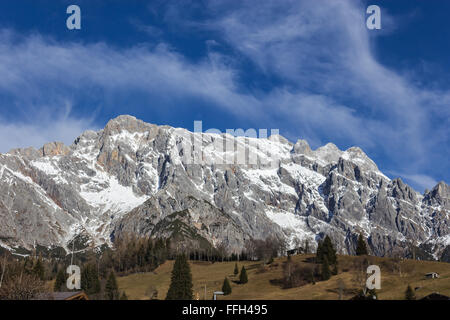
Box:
117;254;450;300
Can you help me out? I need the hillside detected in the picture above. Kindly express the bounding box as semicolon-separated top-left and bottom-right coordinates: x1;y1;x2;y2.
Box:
117;254;450;300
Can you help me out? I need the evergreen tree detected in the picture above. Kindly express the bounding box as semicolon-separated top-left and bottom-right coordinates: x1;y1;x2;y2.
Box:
166;255;193;300
51;261;58;276
304;240;309;254
405;285;415;300
105;271;120;300
316;240;323;263
81;263;101;295
332;261;338;276
239;266;248;284
322;236;337;265
234;263;239;276
356;234;368;256
54;268;66;292
144;238;154;267
316;236;338;278
32;257;45;281
120;291;128;300
222;277;232;295
321;257;331;281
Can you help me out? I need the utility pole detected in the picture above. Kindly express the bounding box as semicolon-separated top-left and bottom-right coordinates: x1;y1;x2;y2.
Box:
70;240;75;266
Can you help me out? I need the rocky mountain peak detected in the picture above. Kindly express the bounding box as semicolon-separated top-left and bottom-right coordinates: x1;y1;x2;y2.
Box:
424;181;450;208
0;115;448;261
293;139;312;155
343;146;368;160
40;142;70;157
103;114;155;136
390;178;418;203
434;181;449;195
7;146;41;160
313;142;343;164
268;134;292;146
73;130;99;146
341;146;379;172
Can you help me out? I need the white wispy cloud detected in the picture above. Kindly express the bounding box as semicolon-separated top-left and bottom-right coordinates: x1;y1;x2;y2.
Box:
388;172;439;193
0;28;261;151
200;0;448;189
0;0;448;191
0;102;97;153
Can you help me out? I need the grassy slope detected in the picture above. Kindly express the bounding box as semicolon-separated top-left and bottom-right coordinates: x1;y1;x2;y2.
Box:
117;254;450;300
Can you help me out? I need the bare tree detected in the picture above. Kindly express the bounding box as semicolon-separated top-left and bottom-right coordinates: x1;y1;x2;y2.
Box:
407;241;416;260
216;243;228;262
304;239;310;254
352;256;369;293
244;239;257;261
292;237;302;254
282;262;314;288
337;279;346;300
284;256;294;279
0;255;7;289
391;247;405;277
245;237;286;264
0;274;48;300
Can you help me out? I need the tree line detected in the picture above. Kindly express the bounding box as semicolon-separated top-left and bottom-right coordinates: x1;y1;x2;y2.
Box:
280;233;369;290
0;232;373;299
0;234;171;300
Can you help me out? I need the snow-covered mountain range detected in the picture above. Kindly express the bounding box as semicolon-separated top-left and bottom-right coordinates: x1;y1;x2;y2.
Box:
0;115;448;260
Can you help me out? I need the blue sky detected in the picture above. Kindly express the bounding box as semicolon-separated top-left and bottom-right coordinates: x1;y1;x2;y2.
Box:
0;0;448;192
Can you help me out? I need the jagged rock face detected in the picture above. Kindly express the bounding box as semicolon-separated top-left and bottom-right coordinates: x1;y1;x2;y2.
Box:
0;115;448;258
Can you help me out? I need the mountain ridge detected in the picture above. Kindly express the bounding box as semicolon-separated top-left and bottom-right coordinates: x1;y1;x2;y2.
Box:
0;115;448;260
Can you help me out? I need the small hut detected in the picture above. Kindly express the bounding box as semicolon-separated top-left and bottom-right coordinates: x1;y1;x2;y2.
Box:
425;272;440;279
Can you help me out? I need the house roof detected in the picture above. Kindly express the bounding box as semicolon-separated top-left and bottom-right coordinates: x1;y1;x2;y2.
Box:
33;291;89;300
420;293;450;300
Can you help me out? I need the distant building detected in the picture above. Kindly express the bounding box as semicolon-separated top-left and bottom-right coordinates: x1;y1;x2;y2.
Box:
287;247;304;255
425;272;440;279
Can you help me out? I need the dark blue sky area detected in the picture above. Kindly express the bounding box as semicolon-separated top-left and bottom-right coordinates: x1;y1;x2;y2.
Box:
0;0;448;192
